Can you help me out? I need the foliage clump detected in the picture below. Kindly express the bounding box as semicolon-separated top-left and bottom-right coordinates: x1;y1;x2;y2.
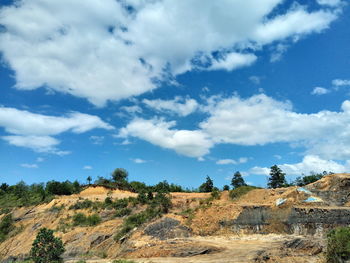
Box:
72;213;101;226
231;171;246;189
198;176;214;193
0;214;15;242
30;228;65;263
268;165;287;189
229;185;259;200
326;226;350;263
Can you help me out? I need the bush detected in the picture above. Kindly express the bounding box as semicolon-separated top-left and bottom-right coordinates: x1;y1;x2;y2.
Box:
30;228;65;263
229;186;259;200
326;226;350;263
0;214;15;242
112;260;136;263
113;198;129;209
69;199;93;210
115;208;132;218
211;188;221;200
72;213;101;226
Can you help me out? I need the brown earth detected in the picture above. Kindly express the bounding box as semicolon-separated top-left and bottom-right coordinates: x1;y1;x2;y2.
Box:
1;174;350;263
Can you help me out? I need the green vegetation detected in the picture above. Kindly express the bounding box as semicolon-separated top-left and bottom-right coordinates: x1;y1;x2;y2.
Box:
229;185;259;200
30;228;65;263
72;213;102;226
115;208;132;217
0;214;15;242
0;180;82;208
69;199;93;210
198;176;214;192
231;171;247;189
293;171;331;186
268;165;287;189
326;226;350;263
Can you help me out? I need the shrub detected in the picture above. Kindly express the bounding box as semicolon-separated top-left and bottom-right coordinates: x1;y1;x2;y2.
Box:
115;208;132;218
30;228;65;263
104;197;113;206
69;199;93;210
114;198;129;209
0;214;15;242
72;213;101;226
229;186;259;200
326;226;350;263
112;260;136;263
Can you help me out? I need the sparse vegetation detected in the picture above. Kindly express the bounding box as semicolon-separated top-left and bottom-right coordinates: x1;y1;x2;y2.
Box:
326;226;350;263
72;213;102;226
229;185;259;200
0;214;15;242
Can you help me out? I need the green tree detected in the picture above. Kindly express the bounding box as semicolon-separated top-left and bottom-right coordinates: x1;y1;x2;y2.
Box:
231;171;246;189
223;185;230;191
268;165;287;189
198;176;214;193
112;168;129;188
30;228;65;263
87;176;92;185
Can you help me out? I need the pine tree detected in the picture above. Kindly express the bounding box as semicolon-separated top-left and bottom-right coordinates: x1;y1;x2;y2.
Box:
198;176;214;192
30;228;65;263
267;165;287;188
231;171;246;189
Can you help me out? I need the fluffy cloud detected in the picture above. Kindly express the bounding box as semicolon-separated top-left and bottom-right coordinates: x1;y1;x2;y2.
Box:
0;107;113;153
0;0;340;105
119;118;213;158
143;96;198;116
216;157;248;165
121;93;350;160
332;79;350;87
250;155;348;176
311;87;330;95
20;163;39;169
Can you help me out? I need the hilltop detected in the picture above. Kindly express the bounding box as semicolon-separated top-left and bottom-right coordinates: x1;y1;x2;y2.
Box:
1;173;350;263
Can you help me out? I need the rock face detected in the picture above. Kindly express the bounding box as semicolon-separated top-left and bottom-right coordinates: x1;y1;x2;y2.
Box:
144;217;191;240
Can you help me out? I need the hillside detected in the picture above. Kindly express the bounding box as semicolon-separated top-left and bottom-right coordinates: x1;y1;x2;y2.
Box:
1;174;350;263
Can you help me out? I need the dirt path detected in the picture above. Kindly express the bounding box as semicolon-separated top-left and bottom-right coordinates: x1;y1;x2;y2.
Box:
66;234;297;263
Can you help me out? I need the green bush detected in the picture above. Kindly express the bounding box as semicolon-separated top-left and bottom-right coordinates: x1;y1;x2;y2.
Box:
326;226;350;263
72;213;101;227
69;199;93;210
115;208;132;218
30;228;65;263
0;214;15;242
112;260;136;263
211;188;221;200
229;185;259;200
113;198;129;209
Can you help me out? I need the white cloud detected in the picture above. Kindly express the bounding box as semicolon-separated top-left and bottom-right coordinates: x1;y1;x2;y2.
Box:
0;0;340;105
311;86;330;95
216;157;248;165
2;135;60;153
317;0;342;7
270;43;288;62
332;79;350;87
208;53;257;71
0;107;113;153
143;96;198;116
83;165;93;170
119;118;213;158
131;158;147;164
250;155;348;176
120;94;350;160
120;105;143;114
20;163;39;169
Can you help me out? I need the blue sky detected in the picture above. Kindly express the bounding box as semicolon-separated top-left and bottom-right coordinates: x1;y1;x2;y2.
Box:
0;0;350;188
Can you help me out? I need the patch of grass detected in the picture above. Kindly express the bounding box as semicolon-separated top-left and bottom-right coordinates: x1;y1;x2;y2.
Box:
69;199;94;210
229;186;259;200
72;213;102;227
0;214;15;242
114;208;132;218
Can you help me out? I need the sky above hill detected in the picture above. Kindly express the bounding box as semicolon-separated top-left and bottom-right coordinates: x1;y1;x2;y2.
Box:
0;0;350;188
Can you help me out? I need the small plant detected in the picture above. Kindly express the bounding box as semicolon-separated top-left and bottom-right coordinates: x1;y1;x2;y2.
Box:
112;260;136;263
229;185;259;200
326;226;350;263
211;188;221;200
69;199;93;210
114;198;129;209
72;213;101;226
30;228;65;263
115;208;132;218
